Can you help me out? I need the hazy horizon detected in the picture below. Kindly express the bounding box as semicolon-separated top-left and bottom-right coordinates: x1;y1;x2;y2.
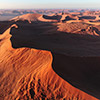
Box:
0;0;100;9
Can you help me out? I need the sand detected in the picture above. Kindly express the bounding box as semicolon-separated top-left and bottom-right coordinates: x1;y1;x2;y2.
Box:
0;11;100;100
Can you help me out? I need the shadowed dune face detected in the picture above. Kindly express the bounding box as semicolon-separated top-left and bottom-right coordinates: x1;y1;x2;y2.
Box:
10;22;100;56
0;21;13;34
90;20;100;22
52;53;100;98
79;16;96;20
62;16;76;22
43;15;62;21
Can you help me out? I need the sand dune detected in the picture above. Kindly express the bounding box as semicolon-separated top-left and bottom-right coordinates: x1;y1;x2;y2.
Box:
38;15;59;22
0;24;98;100
58;22;100;36
10;13;41;23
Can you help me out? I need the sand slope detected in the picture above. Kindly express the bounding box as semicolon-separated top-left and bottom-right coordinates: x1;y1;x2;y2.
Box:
0;23;98;100
10;13;41;23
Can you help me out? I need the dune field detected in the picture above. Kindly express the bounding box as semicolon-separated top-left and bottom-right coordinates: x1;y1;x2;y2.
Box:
0;11;100;100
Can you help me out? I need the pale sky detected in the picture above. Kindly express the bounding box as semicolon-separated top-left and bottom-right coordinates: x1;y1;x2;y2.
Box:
0;0;100;9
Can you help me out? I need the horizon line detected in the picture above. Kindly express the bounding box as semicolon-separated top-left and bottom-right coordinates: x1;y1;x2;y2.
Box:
0;8;100;10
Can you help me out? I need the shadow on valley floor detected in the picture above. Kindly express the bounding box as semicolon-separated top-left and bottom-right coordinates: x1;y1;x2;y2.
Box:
10;21;100;99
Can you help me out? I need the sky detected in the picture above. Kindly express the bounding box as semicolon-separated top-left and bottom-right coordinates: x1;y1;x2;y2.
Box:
0;0;100;9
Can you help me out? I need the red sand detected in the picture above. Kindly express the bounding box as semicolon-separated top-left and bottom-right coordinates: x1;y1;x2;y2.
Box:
0;12;100;100
0;24;97;100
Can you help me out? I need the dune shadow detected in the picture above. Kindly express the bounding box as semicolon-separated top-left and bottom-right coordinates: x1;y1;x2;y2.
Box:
10;21;100;99
62;16;76;22
52;53;100;98
0;21;13;34
43;15;62;21
79;16;96;20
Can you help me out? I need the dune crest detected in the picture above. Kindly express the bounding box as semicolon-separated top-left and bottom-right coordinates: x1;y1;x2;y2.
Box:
0;24;98;100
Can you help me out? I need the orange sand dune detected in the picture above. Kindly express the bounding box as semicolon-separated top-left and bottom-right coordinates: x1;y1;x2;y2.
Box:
10;13;41;23
0;24;98;100
58;22;100;36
